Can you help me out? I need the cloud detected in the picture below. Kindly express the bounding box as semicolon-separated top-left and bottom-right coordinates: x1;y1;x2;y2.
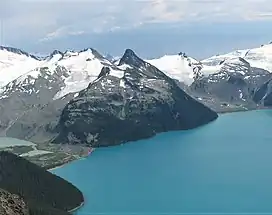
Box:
1;0;272;45
40;26;85;42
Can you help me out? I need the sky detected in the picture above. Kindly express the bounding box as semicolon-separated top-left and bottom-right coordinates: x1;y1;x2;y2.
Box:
1;0;272;59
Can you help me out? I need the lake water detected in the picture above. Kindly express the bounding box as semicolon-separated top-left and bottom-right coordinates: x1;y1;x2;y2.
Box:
53;110;272;215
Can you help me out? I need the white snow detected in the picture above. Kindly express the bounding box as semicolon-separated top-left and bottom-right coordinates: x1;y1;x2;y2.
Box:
1;42;272;99
118;63;132;70
203;43;272;73
53;50;124;99
147;55;200;85
239;90;243;99
119;79;125;88
0;47;126;99
47;53;62;64
0;49;42;87
20;150;53;157
244;44;272;72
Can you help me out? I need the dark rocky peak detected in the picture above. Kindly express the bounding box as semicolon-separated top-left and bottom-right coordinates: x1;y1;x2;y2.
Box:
97;66;111;79
48;50;64;60
178;52;188;58
51;50;63;56
0;46;40;60
119;49;177;82
118;49;146;68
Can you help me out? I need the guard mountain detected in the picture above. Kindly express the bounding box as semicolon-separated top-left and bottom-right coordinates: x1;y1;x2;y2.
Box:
0;42;272;146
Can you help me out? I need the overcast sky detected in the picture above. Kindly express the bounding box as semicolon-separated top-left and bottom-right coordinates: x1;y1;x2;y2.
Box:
1;0;272;58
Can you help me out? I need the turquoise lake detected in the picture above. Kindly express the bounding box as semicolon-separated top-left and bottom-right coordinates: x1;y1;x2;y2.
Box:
53;110;272;214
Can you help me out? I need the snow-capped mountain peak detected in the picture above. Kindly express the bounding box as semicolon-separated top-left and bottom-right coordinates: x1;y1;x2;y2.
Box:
203;42;272;72
0;46;39;60
0;46;42;88
146;53;203;85
118;49;147;68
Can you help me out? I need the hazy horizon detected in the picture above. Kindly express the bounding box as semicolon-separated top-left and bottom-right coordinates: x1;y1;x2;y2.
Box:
1;0;272;60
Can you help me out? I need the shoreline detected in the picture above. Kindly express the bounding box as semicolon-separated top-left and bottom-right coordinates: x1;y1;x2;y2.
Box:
217;106;272;115
68;201;85;213
47;148;95;213
45;108;272;213
47;147;95;171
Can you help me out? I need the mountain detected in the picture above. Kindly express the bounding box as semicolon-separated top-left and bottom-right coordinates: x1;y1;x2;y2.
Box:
147;43;272;111
0;46;218;146
52;49;218;146
146;52;203;85
0;46;41;88
0;151;83;215
189;57;272;111
0;42;271;148
0;48;124;142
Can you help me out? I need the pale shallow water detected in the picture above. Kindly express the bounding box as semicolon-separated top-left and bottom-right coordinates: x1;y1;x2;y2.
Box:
0;137;35;148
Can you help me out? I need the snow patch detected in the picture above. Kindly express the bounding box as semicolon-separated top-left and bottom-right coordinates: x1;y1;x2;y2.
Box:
20;150;53;157
120;79;125;88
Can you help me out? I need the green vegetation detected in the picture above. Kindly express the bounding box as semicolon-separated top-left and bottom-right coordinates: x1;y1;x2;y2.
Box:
0;151;84;215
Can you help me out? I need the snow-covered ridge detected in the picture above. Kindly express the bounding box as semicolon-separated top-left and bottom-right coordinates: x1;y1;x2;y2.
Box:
0;46;40;60
0;46;128;100
202;43;272;72
0;46;42;87
147;43;272;85
146;53;203;85
1;42;272;100
52;48;125;99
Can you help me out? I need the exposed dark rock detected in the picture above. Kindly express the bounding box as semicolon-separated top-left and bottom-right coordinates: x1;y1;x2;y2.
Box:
253;78;272;106
53;50;218;147
0;66;70;141
188;57;272;111
47;50;64;61
0;188;29;215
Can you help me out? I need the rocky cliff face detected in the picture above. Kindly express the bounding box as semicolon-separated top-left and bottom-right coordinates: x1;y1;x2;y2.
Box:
0;65;69;139
53;49;218;147
188;57;272;112
253;78;272;106
0;189;29;215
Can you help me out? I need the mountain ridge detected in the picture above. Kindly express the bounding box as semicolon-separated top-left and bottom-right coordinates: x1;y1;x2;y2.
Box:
53;49;218;146
0;42;271;146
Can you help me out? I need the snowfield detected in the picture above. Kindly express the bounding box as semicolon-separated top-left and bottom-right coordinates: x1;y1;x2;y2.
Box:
146;54;201;85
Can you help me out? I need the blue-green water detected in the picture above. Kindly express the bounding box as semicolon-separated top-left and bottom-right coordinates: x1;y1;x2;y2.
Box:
53;110;272;214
